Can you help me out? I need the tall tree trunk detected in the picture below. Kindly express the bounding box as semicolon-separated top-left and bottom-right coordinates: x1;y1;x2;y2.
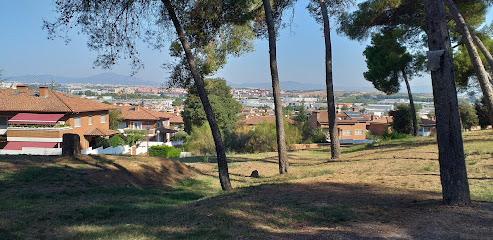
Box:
402;71;418;136
318;0;340;159
468;26;493;72
262;0;289;174
423;0;470;205
162;0;232;190
443;0;493;126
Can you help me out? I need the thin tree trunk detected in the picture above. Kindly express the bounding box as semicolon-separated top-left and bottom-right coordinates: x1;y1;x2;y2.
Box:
443;0;493;126
468;26;493;72
423;0;470;205
402;71;418;136
162;0;232;190
262;0;289;174
318;0;340;159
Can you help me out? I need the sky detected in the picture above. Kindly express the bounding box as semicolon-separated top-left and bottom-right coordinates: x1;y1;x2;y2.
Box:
1;1;491;93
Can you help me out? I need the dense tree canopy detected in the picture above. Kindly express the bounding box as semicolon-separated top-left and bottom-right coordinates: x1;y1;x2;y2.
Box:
459;102;479;130
389;104;416;134
182;78;241;133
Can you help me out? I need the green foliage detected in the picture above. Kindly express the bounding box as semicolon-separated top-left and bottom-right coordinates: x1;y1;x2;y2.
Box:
475;98;491;128
459;102;479;130
95;137;110;148
126;133;146;147
171;131;188;141
149;145;181;159
292;105;309;123
244;119;302;153
84;90;97;96
182;78;241;133
108;134;126;147
172;97;184;106
389;104;415;134
108;110;124;130
301;122;327;144
363;30;418;95
183;123;216;155
102;101;111;105
380;129;411;141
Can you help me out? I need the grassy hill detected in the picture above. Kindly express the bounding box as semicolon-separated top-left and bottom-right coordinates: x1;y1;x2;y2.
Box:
1;131;492;239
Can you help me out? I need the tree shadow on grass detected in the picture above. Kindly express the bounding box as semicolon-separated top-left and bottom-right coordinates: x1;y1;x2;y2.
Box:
1;158;492;239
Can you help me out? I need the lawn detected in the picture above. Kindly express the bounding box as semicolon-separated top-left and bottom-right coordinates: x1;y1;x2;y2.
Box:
0;130;492;239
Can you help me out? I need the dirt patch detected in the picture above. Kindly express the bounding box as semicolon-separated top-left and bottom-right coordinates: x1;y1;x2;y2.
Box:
0;154;197;191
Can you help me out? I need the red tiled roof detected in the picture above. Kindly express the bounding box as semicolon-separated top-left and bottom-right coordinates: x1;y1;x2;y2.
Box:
8;113;65;125
118;106;172;121
84;128;120;136
0;89;115;113
170;115;184;124
3;141;57;150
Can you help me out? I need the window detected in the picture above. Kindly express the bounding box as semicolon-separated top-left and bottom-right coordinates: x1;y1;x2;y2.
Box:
0;117;8;125
88;116;93;125
342;130;351;136
118;122;126;129
100;114;106;124
74;117;81;128
355;129;363;136
132;122;142;129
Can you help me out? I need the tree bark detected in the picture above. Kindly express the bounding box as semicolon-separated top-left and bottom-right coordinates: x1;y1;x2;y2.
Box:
162;0;232;190
262;0;289;174
402;71;418;136
319;0;341;159
468;26;493;73
423;0;470;205
443;0;493;126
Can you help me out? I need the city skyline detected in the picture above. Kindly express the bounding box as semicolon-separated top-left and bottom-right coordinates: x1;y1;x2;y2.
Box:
2;1;491;93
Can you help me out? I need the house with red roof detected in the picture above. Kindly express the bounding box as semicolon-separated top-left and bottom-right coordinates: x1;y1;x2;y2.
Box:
309;110;368;142
0;85;118;151
117;105;176;142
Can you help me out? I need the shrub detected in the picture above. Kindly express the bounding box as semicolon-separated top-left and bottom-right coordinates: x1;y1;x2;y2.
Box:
172;131;188;141
95;137;110;148
108;134;126;147
149;145;181;158
380;130;411;141
183;123;216;155
126;133;146;146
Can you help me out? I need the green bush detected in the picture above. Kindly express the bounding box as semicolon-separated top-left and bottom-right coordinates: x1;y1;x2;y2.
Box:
171;131;188;141
108;134;126;147
95;137;110;148
149;145;181;158
183;123;216;155
126;133;146;146
380;130;411;141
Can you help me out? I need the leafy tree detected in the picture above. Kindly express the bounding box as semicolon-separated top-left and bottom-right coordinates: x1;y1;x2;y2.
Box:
45;0;259;191
363;30;422;136
389;104;414;134
108;110;124;131
182;78;241;133
84;90;96;96
183;123;215;155
172;97;184;106
108;134;126;147
475;97;491;128
459;102;479;130
292;104;309;123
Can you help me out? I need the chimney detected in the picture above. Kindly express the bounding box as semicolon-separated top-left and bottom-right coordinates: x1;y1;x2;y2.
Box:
39;86;49;98
135;104;140;111
16;84;28;90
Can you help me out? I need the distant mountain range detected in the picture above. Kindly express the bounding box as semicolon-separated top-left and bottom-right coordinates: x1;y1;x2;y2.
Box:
6;72;432;92
6;73;160;86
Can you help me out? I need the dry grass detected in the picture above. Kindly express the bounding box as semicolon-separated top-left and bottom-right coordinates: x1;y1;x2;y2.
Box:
0;130;492;239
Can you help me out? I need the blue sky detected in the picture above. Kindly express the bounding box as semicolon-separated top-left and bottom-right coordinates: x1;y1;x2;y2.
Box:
1;1;490;93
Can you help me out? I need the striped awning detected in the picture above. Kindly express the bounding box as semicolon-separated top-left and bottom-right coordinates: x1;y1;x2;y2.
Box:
8;113;65;125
